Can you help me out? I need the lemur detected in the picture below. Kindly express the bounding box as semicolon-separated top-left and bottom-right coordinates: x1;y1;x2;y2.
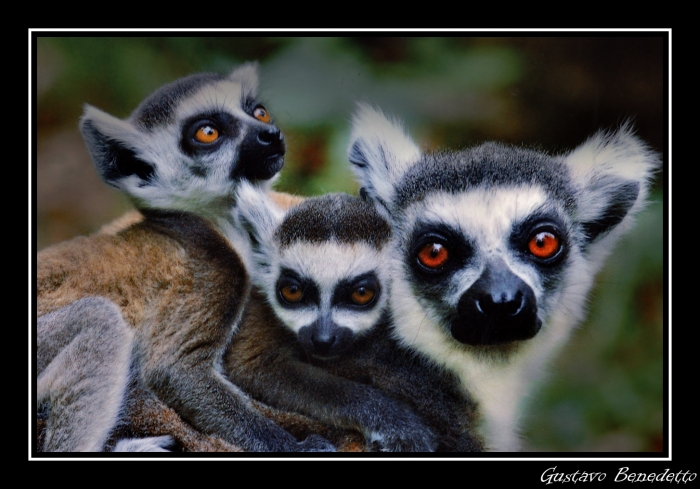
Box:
35;63;333;453
97;183;483;453
346;104;660;452
223;183;483;452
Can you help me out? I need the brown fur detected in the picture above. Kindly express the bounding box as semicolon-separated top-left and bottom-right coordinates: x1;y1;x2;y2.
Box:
34;191;356;453
36;209;331;452
268;190;306;210
102;388;368;453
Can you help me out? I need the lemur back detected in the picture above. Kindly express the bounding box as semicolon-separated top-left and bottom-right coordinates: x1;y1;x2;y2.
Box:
35;64;332;453
87;186;483;452
224;185;482;452
347;104;660;451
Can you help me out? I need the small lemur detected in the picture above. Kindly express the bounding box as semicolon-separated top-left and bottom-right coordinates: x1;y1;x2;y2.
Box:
36;63;332;453
225;183;482;452
98;183;483;453
346;104;660;452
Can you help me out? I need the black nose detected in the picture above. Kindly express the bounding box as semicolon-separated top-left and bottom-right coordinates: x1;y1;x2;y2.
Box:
452;262;540;345
298;319;354;359
311;329;336;353
257;126;283;145
236;126;286;181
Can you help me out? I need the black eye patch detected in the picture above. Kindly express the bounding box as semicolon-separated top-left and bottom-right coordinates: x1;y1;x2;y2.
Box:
179;112;240;157
332;272;381;309
407;222;473;282
510;211;569;268
276;269;319;309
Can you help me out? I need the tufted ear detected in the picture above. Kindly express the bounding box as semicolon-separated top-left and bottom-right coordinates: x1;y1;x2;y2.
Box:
564;122;661;246
232;180;285;282
228;61;259;101
79;104;154;191
347;103;421;219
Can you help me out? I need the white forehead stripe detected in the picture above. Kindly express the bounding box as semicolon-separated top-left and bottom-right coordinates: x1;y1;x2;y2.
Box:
175;80;249;120
406;186;548;241
279;241;386;291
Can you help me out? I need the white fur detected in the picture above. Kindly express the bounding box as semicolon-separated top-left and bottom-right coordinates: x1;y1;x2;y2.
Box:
348;103;421;217
262;242;387;336
114;435;174;453
80;64;274;226
231;180;286;277
348;105;659;452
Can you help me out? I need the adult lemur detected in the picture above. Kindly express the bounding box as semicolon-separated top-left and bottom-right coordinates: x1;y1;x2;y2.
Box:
35;64;331;452
346;104;660;451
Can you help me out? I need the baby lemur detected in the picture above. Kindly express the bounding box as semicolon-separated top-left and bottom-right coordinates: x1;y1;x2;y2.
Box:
104;183;483;453
225;183;483;452
36;63;332;453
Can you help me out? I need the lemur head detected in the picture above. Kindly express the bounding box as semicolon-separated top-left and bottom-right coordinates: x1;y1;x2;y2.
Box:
79;63;285;218
348;104;659;360
234;182;392;360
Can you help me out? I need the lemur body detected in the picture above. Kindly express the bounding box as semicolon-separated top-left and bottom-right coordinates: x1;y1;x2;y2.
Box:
347;104;660;451
36;64;332;452
95;187;483;452
223;185;482;452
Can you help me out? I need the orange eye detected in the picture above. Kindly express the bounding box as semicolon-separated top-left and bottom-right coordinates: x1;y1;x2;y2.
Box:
280;284;303;303
194;125;219;143
417;243;449;269
253;106;271;123
351;287;375;306
528;231;560;259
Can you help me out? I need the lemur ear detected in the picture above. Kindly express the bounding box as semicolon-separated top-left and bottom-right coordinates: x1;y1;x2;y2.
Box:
227;62;259;100
347;103;421;218
233;181;285;276
564;122;660;245
79;104;154;190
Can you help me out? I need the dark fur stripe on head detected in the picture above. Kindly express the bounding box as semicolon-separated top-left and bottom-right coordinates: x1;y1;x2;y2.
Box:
276;194;391;249
395;143;576;211
131;73;226;130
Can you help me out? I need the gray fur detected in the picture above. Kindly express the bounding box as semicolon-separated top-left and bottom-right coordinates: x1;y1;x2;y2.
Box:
78;62;285;218
276;193;392;248
37;297;133;452
226;184;483;452
348;104;659;451
393;144;576;213
130;73;228;130
36;65;335;453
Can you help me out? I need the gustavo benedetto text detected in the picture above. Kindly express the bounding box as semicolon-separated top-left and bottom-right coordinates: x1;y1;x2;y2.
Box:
541;467;697;484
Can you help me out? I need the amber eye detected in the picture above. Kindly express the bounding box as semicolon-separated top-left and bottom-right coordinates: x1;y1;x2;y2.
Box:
528;231;561;259
194;125;219;144
417;243;449;269
280;283;303;303
253;106;271;123
351;286;375;306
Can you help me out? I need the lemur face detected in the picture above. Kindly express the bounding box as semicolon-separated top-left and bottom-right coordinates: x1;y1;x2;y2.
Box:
79;63;285;215
235;185;392;360
395;152;580;346
273;241;387;359
348;104;658;358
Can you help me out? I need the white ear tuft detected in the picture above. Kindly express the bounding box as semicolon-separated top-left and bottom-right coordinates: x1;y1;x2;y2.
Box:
232;181;284;282
228;62;259;99
347;103;421;216
564;122;661;245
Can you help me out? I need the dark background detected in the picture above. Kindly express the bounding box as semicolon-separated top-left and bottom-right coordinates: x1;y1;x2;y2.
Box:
32;34;667;454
